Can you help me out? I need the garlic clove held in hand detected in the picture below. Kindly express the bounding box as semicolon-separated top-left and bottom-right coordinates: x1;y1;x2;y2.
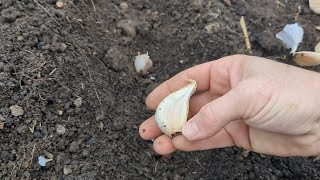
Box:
155;79;197;137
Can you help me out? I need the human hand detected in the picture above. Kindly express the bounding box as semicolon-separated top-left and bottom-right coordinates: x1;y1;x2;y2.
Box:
139;55;320;157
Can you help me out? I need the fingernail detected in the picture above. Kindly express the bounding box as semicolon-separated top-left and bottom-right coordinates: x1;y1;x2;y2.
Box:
182;121;199;140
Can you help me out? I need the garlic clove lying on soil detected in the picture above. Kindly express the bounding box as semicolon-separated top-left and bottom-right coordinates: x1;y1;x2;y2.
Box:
309;0;320;14
293;51;320;66
155;79;197;137
134;53;153;74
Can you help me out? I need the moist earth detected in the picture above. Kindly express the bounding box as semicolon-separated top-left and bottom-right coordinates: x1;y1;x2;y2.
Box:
1;0;320;179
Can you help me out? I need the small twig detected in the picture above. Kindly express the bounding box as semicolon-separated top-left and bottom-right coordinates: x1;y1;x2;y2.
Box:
154;161;158;173
274;0;285;7
27;144;36;166
240;16;252;54
91;0;96;12
295;6;301;21
198;40;205;47
195;158;204;168
0;122;4;129
32;0;62;28
19;76;24;90
49;68;57;76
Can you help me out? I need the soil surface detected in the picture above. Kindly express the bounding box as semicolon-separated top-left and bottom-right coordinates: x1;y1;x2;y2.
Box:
1;0;320;179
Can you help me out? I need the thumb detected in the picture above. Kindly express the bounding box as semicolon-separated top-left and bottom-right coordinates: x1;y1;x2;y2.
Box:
182;88;246;141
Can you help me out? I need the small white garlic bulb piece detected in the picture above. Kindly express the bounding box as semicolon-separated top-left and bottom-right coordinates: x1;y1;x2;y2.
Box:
155;79;197;137
134;53;153;74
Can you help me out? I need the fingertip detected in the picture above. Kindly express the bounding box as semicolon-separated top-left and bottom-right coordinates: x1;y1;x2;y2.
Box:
139;116;163;140
153;135;176;155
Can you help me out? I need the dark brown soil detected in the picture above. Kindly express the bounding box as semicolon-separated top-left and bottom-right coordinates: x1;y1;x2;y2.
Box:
1;0;320;179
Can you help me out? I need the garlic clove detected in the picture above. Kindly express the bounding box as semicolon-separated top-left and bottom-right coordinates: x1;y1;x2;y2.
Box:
155;79;197;137
315;42;320;53
134;53;153;74
309;0;320;14
293;51;320;66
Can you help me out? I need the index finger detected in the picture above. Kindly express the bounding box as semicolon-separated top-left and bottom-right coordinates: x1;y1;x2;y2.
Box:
146;61;212;110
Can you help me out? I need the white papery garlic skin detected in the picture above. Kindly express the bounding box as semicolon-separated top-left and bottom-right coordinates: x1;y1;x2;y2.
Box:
155;79;197;137
275;23;304;53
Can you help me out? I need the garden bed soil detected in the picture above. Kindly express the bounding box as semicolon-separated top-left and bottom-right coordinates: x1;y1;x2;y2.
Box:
1;0;320;179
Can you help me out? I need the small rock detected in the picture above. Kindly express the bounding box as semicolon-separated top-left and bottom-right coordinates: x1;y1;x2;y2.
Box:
119;2;129;13
57;110;63;115
56;153;64;163
69;139;83;152
43;150;54;159
73;97;83;108
82;149;90;157
117;19;137;37
103;47;128;70
205;23;221;33
63;165;72;175
9;105;24;117
55;9;65;18
17;36;24;41
17;125;28;134
56;1;64;8
0;62;4;71
52;42;67;52
56;124;66;135
23;171;31;179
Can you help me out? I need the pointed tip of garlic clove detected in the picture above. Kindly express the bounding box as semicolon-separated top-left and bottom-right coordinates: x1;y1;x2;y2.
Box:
134;53;153;74
293;51;320;66
310;0;320;14
155;79;197;137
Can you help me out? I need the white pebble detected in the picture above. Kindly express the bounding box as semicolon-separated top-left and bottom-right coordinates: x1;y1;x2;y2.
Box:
9;105;24;117
63;166;72;175
74;97;83;108
56;124;66;135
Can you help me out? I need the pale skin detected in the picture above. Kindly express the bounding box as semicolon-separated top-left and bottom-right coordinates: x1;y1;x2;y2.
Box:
139;55;320;157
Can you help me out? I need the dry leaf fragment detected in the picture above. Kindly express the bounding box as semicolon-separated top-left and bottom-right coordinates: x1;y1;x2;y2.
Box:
293;51;320;66
0;122;4;129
